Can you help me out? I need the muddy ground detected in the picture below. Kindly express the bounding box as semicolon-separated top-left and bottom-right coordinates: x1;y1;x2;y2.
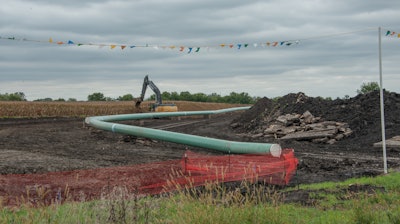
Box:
1;109;399;186
1;91;400;206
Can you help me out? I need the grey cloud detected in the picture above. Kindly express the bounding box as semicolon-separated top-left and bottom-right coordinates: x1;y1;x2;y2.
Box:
1;0;399;100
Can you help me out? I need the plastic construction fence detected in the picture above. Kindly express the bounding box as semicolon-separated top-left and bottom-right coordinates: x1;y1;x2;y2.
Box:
0;149;298;207
140;149;298;194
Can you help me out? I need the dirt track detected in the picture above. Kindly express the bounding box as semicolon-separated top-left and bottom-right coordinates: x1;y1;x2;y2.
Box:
1;112;398;184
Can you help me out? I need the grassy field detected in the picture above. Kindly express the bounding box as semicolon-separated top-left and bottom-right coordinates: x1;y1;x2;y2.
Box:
0;101;247;118
1;172;399;223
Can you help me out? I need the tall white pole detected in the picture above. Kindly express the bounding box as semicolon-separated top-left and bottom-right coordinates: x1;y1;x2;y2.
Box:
378;26;388;174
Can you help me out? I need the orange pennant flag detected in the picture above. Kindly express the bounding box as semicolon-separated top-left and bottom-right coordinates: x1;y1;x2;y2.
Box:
179;46;184;51
121;45;126;50
229;44;234;48
57;41;64;45
110;45;116;49
272;42;278;47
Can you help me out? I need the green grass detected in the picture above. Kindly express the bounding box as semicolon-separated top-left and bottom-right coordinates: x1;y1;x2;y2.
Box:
292;169;400;191
1;172;400;224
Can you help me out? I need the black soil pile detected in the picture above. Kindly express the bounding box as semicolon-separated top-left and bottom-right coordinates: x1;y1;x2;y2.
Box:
233;90;400;148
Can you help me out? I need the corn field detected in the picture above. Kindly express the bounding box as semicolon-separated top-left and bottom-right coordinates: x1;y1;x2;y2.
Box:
0;101;246;118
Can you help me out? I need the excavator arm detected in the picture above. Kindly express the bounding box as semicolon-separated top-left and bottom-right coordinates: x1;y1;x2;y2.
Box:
147;80;162;105
134;75;177;112
135;75;163;108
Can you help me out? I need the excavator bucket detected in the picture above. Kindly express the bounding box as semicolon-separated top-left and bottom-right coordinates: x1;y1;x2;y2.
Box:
134;98;142;108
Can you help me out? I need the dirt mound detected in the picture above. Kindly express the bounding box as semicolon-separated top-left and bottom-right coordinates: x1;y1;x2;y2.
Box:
233;91;400;145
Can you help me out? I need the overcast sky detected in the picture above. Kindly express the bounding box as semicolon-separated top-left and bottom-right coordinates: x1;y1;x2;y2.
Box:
1;0;399;101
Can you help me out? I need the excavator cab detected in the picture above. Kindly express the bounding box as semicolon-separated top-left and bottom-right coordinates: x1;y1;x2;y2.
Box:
134;75;178;112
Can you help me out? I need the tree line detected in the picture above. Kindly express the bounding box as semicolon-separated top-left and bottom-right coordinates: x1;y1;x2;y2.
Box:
152;91;258;104
0;91;258;104
87;91;259;104
0;82;381;103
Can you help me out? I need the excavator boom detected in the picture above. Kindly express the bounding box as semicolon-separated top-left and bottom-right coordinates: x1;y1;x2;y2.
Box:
135;75;150;107
134;75;178;112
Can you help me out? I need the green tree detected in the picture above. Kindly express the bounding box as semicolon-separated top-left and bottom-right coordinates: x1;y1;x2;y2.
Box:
10;92;26;101
170;91;180;100
192;93;208;102
357;82;380;94
117;94;134;101
34;98;53;102
87;92;106;101
224;92;254;104
0;92;26;101
179;91;192;101
208;93;222;103
149;94;156;101
161;91;171;100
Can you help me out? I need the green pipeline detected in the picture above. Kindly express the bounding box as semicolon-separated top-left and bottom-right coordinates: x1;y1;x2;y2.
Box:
85;107;282;156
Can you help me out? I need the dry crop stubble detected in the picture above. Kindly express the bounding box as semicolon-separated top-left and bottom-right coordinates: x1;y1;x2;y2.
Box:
0;101;246;118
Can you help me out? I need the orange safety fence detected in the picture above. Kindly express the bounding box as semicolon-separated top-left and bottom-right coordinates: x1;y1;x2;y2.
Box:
140;149;298;194
0;149;298;207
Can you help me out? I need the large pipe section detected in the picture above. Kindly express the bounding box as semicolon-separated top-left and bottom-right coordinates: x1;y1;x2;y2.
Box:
85;107;282;157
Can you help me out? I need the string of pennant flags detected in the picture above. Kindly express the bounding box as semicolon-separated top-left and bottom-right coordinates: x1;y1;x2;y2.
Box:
0;28;398;54
385;30;400;38
0;36;300;53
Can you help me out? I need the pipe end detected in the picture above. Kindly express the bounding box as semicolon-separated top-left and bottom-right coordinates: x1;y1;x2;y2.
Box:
270;144;282;157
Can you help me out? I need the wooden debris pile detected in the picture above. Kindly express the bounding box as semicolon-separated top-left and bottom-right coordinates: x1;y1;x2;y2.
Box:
259;111;352;144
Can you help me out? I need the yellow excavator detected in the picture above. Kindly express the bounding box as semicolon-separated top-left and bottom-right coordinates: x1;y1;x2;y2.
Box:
134;75;178;112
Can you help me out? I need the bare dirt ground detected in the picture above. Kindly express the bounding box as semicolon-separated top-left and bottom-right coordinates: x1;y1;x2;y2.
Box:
1;91;400;206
